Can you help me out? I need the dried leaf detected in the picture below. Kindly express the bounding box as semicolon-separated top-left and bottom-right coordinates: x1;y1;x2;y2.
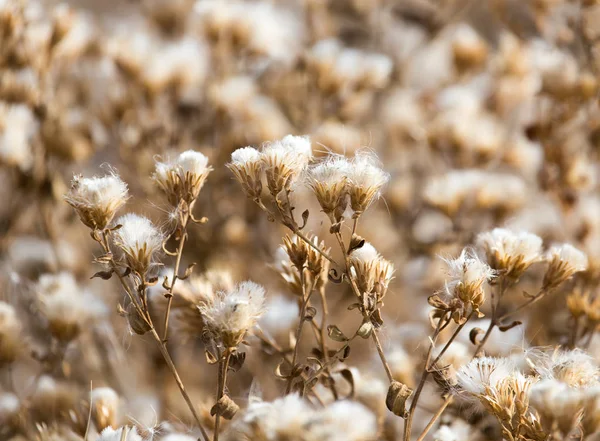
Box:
274;359;290;379
357;321;373;339
386;381;413;418
91;270;114;280
348;234;365;253
328;268;343;284
327;325;348;342
340;345;351;361
339;369;355;398
180;262;196;280
300;209;309;229
304;306;317;321
498;321;522;332
205;350;218;365
469;327;485;345
210;395;239;420
228;351;246;372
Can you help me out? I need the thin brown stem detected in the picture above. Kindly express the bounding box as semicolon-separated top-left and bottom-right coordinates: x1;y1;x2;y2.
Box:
149;328;210;441
404;314;470;441
371;330;393;382
415;396;453;441
318;285;339;399
403;317;447;441
332;228;394;382
286;268;312;394
163;213;190;343
498;288;547;322
474;281;510;357
97;231;209;441
255;199;339;266
213;349;232;441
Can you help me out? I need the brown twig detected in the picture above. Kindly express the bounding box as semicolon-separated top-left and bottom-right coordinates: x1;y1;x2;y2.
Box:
163;209;191;343
286;268;314;394
97;231;210;441
213;348;232;441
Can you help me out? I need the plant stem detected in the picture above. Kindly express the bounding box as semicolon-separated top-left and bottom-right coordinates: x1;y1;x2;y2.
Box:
255;199;339;266
333;229;393;382
213;349;231;441
163;213;190;343
149;328;210;441
497;288;547;322
372;329;393;382
474;281;509;356
404;314;470;441
403;317;446;441
98;231;209;441
415;396;453;441
286;268;311;394
318;285;339;399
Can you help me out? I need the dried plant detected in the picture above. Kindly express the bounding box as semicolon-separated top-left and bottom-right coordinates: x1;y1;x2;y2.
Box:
1;0;600;441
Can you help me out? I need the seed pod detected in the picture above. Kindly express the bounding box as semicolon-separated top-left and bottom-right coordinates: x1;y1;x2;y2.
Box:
386;380;413;418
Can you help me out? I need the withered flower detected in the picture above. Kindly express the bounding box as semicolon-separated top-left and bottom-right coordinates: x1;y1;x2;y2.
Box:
64;172;129;231
112;214;165;276
153;150;212;207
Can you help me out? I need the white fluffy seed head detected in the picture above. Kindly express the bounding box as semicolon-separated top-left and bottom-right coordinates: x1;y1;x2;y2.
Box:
161;435;197;441
532;349;599;387
228;394;376;441
543;243;588;290
311;400;378;441
231;146;262;165
37;272;91;342
346;151;390;215
444;249;495;288
349;242;394;300
90;387;120;431
0;103;36;172
306;155;351;216
476;228;543;280
259;295;299;337
228;146;264;200
307;156;350;186
231;394;313;441
0;392;19;422
176;150;210;176
261;134;312;194
438;249;494;322
199;281;266;348
98;426;143;441
350;242;380;264
455;356;516;397
64;172;129;230
113;214;164;275
153;150;212;206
